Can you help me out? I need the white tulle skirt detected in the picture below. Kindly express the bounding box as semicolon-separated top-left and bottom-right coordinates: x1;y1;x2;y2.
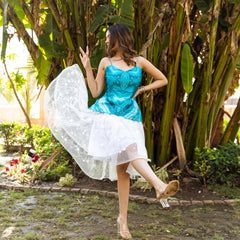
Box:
44;64;149;181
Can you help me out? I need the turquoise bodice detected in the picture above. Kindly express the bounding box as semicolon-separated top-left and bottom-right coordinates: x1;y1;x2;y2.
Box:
89;64;142;121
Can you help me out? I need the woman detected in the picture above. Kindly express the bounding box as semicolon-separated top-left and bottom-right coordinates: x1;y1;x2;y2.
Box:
45;24;179;239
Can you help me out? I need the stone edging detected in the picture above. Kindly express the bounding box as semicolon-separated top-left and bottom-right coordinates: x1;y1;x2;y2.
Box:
0;183;239;207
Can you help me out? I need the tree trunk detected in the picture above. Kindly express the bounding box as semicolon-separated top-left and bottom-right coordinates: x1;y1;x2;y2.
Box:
3;60;32;128
221;98;240;145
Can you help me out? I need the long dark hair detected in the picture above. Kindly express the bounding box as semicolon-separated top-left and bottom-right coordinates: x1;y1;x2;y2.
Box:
106;24;137;66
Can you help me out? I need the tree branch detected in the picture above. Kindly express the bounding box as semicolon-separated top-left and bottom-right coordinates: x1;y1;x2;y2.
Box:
0;0;39;65
3;60;32;128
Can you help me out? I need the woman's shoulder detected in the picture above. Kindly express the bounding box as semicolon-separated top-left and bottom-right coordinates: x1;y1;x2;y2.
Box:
136;56;148;67
99;57;111;69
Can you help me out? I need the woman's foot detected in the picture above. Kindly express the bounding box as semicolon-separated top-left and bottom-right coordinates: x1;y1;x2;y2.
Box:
156;180;179;200
117;216;132;239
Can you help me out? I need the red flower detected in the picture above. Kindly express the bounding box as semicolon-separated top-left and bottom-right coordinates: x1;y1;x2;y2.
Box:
15;130;23;135
13;159;19;164
21;169;25;173
10;162;14;166
32;159;36;163
5;167;9;172
34;155;39;161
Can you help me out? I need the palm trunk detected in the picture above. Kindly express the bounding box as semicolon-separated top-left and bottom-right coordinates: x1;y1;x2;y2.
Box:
221;97;240;145
195;0;221;149
158;1;185;165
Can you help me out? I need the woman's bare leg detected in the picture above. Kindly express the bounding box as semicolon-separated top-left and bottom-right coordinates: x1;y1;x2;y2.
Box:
117;162;132;239
131;159;174;198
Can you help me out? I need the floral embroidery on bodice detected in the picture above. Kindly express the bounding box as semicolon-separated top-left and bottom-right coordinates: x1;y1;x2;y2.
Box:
89;64;142;121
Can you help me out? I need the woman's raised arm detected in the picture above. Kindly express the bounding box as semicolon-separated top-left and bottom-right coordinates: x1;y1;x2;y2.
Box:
79;47;106;98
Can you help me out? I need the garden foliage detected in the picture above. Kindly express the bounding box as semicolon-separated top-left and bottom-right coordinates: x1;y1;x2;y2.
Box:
0;122;72;182
194;142;240;187
0;0;239;169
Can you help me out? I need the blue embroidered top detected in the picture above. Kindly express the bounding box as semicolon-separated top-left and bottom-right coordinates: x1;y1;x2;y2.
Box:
89;59;142;122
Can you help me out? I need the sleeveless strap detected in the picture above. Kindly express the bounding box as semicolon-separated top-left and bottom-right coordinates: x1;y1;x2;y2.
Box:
108;58;112;65
136;56;139;66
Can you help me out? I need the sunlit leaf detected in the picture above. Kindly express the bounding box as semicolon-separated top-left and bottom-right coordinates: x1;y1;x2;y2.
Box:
37;53;51;84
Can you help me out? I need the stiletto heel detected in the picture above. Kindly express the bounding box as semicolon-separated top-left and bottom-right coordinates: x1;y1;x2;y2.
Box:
160;199;170;208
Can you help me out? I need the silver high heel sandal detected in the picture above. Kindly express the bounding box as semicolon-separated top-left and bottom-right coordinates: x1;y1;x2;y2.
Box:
157;180;179;208
117;217;132;239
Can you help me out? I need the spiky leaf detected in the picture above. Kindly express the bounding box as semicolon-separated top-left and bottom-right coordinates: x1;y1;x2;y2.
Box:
89;5;114;34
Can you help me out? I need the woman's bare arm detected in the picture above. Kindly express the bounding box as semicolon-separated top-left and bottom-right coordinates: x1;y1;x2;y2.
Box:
132;56;168;99
80;47;106;98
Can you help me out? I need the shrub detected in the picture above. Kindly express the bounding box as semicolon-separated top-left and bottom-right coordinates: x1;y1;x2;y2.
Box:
0;122;16;150
1;122;73;182
194;141;240;186
58;173;77;187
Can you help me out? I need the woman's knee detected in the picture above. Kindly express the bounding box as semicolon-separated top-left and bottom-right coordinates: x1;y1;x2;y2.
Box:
117;163;129;177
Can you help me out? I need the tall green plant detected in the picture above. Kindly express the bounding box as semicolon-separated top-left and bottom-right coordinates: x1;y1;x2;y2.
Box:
0;0;239;170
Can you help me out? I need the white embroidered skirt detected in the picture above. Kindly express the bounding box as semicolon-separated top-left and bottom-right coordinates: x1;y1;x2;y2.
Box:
44;64;149;181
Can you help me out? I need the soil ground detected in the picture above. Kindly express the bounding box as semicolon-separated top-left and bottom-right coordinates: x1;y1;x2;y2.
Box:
0;150;230;202
74;173;227;202
0;188;240;240
1;150;240;239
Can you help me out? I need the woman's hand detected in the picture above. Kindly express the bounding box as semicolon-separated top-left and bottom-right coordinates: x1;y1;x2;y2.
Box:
79;46;91;69
132;86;145;99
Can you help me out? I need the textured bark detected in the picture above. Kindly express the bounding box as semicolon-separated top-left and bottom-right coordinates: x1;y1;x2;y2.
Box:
19;0;43;37
173;118;187;170
195;0;221;149
0;0;39;64
158;1;185;165
221;98;240;145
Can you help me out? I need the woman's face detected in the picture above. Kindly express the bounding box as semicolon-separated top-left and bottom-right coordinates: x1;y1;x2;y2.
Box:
105;31;110;47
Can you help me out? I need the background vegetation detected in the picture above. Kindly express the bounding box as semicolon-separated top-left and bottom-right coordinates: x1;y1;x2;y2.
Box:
0;0;239;172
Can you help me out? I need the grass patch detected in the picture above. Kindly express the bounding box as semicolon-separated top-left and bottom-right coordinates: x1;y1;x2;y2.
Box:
0;189;239;239
209;184;240;199
10;191;26;200
92;235;109;240
24;232;42;240
128;202;139;213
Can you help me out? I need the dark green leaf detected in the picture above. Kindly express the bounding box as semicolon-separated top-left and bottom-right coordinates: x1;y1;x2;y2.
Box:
1;0;9;60
236;62;240;70
46;52;67;58
194;0;210;13
89;5;114;34
159;33;170;52
181;43;194;94
0;8;3;26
